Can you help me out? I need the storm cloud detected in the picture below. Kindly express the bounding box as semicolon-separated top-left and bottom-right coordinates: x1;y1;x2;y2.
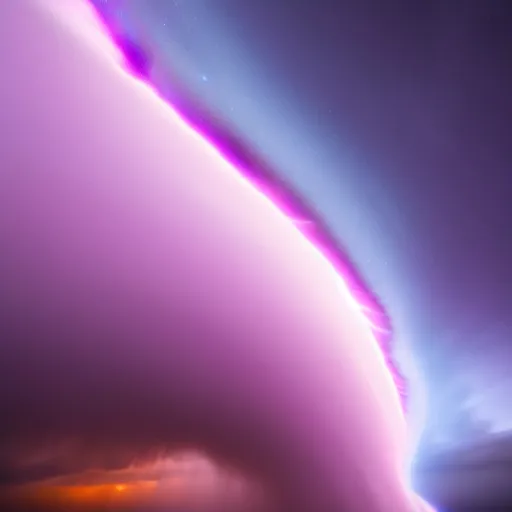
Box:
0;1;429;510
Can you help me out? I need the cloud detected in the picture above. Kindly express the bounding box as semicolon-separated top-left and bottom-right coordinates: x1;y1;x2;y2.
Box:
0;452;271;512
0;1;426;511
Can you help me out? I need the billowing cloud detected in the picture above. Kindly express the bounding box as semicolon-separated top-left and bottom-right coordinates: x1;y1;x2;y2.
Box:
0;1;428;510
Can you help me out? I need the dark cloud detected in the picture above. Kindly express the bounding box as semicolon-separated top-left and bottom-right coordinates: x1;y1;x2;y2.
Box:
0;2;425;511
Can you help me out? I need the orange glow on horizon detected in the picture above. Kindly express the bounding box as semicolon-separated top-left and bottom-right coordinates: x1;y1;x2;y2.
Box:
35;480;157;502
1;453;264;511
5;480;161;510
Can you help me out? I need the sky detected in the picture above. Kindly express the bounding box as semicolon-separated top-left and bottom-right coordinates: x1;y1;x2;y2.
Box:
2;0;512;510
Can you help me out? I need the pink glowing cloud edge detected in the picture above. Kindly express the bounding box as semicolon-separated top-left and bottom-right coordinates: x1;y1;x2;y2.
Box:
67;0;408;415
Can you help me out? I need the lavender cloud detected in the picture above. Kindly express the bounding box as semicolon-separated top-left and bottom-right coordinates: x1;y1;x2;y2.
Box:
0;2;426;511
